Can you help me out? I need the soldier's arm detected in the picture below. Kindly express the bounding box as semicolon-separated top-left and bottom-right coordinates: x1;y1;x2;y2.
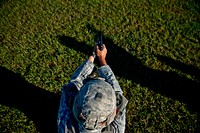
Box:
96;44;122;93
57;55;95;133
57;83;79;133
70;56;95;90
97;65;122;93
96;44;128;133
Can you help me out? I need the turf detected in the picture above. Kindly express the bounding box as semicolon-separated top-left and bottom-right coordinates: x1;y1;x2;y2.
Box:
0;0;200;132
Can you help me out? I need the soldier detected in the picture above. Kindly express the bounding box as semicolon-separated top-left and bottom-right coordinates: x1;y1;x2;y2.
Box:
57;44;128;133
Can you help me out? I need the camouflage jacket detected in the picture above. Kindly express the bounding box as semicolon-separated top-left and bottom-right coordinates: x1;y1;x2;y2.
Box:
57;60;128;133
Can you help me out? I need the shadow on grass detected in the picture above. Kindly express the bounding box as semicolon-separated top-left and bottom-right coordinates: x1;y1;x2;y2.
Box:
156;55;200;82
0;66;60;133
0;0;8;8
57;26;200;115
193;0;200;8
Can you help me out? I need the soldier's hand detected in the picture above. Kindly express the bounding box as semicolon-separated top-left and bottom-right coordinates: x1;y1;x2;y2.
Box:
96;44;107;66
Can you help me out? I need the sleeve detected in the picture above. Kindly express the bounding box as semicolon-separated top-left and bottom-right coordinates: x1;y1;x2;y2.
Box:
112;92;128;133
57;60;95;133
111;109;126;133
102;107;127;133
97;65;122;93
70;60;95;90
57;83;79;133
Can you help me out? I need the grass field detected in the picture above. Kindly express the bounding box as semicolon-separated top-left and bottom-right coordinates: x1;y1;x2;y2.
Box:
0;0;200;132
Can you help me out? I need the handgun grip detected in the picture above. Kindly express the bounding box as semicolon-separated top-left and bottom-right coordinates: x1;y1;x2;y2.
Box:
97;41;103;51
98;33;103;51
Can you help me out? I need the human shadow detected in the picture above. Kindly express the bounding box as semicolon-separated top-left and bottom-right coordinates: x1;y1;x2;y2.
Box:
0;66;60;133
156;55;200;82
57;27;200;114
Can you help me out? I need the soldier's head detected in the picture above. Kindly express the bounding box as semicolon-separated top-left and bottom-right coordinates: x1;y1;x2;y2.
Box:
73;79;116;133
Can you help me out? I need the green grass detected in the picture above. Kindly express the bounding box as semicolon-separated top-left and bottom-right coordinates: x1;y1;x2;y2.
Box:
0;0;200;132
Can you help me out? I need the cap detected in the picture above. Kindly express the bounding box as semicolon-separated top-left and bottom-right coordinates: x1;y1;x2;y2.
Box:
73;79;116;132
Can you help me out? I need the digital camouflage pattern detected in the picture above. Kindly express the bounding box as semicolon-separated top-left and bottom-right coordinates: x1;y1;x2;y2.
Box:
57;60;128;133
73;79;116;130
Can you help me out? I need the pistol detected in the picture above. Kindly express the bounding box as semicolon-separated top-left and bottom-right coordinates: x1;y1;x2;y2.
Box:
96;32;103;51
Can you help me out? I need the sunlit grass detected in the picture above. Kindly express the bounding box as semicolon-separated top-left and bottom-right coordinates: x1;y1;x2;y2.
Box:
0;0;199;132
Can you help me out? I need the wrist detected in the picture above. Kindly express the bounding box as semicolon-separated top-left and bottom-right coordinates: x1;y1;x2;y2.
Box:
99;58;107;66
88;55;95;62
88;51;96;62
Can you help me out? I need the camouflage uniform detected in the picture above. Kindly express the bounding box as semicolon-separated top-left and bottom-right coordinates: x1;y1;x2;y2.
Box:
57;60;128;133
